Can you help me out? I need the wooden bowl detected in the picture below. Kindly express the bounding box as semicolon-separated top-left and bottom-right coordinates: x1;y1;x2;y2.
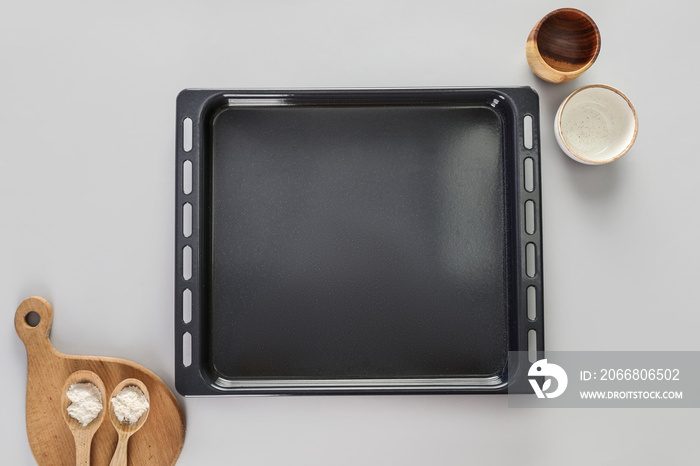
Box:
526;8;601;83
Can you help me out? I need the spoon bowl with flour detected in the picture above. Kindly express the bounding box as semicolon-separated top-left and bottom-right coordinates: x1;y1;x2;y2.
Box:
108;378;150;466
61;370;107;466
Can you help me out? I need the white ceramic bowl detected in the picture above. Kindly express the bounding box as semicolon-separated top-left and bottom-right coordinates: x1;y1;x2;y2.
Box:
555;84;638;164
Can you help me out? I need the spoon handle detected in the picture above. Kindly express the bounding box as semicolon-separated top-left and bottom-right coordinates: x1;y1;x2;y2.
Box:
109;433;130;466
74;431;92;466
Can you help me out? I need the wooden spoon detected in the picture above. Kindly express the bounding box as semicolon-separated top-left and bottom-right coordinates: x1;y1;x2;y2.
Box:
60;370;107;466
108;379;150;466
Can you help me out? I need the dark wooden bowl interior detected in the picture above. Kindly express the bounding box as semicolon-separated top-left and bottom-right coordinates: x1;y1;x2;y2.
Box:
536;9;600;72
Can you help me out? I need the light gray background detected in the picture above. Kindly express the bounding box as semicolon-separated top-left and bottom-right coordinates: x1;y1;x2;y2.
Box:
2;0;698;464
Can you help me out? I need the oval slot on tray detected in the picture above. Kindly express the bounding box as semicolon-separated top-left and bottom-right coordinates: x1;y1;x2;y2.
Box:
182;332;192;367
525;200;535;234
183;118;193;152
182;289;192;324
183;203;192;238
524;158;535;192
182;246;192;280
183;160;193;195
523;115;533;149
528;329;538;363
527;286;536;321
526;243;536;277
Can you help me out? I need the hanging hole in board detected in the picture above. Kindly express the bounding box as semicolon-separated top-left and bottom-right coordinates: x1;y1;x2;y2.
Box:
183;203;192;238
526;243;536;277
527;286;536;321
525;200;535;234
25;311;41;327
528;329;537;363
183;245;192;280
183;332;192;367
183;160;193;195
523;115;533;149
183;118;193;152
524;158;534;192
183;288;192;324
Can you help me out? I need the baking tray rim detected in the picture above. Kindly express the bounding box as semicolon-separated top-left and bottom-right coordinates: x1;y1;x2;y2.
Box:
175;87;544;395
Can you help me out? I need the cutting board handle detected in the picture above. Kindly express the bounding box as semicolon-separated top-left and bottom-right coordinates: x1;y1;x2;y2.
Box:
15;296;55;353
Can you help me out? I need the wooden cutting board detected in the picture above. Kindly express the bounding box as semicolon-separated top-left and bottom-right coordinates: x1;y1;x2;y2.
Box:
15;297;185;465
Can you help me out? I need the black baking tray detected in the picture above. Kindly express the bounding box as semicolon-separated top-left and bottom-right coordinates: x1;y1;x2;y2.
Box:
175;88;543;395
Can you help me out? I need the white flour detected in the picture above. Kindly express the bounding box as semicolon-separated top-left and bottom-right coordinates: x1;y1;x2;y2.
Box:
111;385;149;425
66;382;103;426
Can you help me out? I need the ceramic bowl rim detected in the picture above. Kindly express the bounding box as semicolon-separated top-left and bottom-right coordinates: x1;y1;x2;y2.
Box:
556;84;638;164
